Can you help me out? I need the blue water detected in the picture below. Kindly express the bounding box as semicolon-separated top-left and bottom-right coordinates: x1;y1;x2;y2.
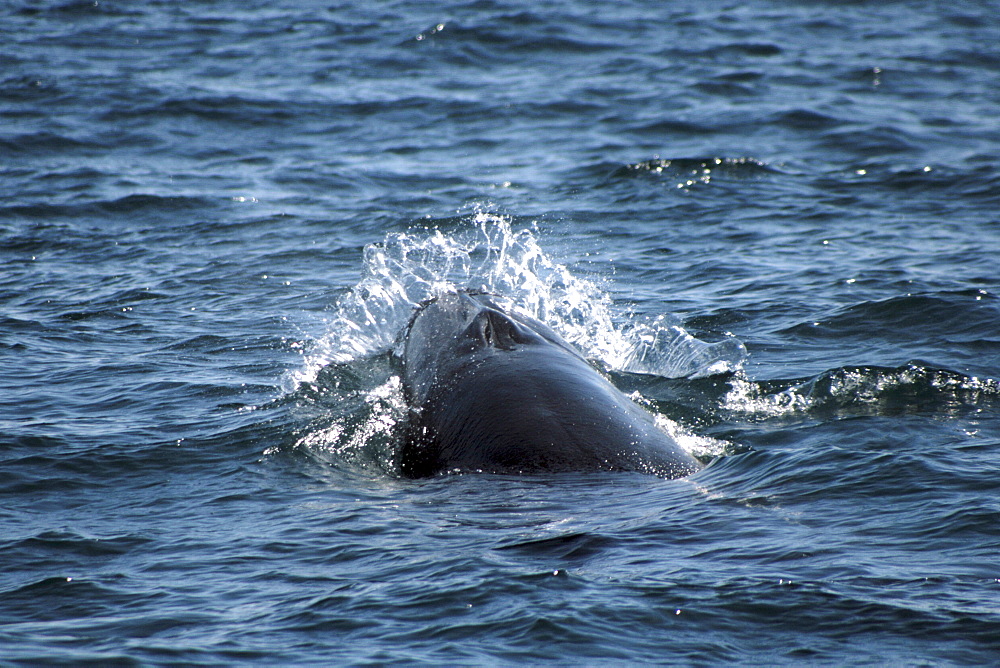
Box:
3;0;1000;664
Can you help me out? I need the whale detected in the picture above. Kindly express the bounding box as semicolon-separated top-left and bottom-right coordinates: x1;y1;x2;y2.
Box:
397;291;703;479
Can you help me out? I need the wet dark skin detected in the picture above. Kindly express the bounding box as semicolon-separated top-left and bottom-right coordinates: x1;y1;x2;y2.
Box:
398;292;703;478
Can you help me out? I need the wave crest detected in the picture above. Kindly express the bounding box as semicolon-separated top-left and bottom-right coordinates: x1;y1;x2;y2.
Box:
723;363;1000;418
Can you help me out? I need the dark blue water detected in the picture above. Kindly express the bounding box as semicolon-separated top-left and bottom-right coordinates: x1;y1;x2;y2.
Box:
3;0;1000;664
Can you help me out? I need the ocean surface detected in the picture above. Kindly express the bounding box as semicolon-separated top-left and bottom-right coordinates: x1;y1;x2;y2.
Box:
2;0;1000;664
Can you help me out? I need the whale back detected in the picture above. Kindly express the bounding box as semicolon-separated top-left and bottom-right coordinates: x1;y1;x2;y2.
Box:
399;292;702;478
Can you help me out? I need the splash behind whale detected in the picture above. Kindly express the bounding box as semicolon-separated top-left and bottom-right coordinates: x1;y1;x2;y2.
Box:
398;292;703;478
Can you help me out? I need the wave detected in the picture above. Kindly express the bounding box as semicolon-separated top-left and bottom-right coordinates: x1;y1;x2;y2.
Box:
1;529;152;563
0;131;99;155
782;291;998;340
0;193;216;223
723;362;1000;418
603;156;779;192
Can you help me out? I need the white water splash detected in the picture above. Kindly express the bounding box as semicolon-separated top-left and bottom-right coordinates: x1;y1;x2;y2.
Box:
292;375;407;470
615;313;748;380
721;375;814;417
286;213;746;391
654;413;731;459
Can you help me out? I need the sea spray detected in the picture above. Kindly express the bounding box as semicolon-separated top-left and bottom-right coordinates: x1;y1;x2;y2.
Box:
287;213;747;391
